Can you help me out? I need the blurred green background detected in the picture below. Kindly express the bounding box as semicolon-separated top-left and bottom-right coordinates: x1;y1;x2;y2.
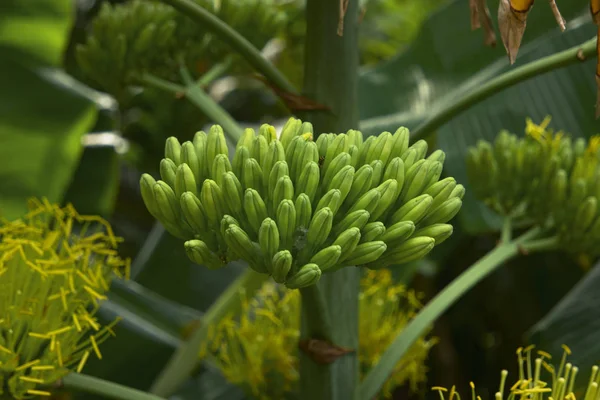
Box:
1;0;599;398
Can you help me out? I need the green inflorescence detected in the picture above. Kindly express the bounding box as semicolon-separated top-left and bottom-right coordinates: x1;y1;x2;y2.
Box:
467;116;600;257
140;117;463;289
76;0;287;98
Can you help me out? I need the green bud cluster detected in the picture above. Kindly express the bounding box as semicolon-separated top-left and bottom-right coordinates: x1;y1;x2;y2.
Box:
140;118;463;289
76;0;286;98
466;117;600;256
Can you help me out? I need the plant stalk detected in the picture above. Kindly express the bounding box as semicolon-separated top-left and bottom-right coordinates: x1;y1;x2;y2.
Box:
299;1;360;400
359;227;558;400
149;269;268;396
140;73;243;141
411;37;597;140
158;0;297;94
62;373;165;400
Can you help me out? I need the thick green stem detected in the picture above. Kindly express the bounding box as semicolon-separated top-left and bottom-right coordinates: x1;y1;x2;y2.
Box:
359;227;557;400
300;1;360;400
411;37;597;140
62;373;165;400
158;0;297;94
149;269;268;396
140;73;243;141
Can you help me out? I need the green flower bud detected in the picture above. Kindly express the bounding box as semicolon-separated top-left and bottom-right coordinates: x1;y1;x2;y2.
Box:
361;222;386;243
280;117;302;150
420;197;463;226
390;127;410;160
206;125;229;175
268;161;289;195
315;189;342;216
277;199;297;249
380;220;415;247
250;135;268;165
232;145;250;178
263;140;286;183
165;137;182;165
371;179;399;221
237;128;255;150
328;165;355;204
333;210;371;236
323;152;352;189
295;194;312;229
333;227;362;261
243;158;264;192
347;129;364;148
221;172;244;217
285;263;322;289
379;237;435;267
181;141;201;185
184;240;223;270
200;179;225;226
323;134;349;172
272;250;293;283
310;245;342;271
390;194;433;225
345;164;374;207
345;241;387;266
211;154;232;187
175;163;197;198
244;189;268;235
160;158;177;189
180;192;208;235
295;161;320;204
273;176;295;213
306;207;333;250
140;174;159;218
413;224;454;245
259;218;280;266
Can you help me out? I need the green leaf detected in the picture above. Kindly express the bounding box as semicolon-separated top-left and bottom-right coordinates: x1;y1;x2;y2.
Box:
527;261;600;390
358;0;596;233
0;0;98;220
0;0;72;66
0;62;97;219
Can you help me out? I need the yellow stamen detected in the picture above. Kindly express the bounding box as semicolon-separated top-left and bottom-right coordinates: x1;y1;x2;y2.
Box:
84;285;107;300
16;359;40;371
47;326;73;336
0;345;12;354
27;390;51;396
77;351;90;373
19;376;44;384
90;335;102;359
31;365;55;371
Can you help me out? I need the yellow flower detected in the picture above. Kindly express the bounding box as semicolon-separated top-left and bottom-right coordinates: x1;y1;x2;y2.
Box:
201;269;434;400
359;269;436;398
432;344;597;400
0;198;129;398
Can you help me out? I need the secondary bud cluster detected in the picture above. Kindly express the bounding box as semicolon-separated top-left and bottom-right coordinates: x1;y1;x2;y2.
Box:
0;199;129;398
140;118;463;289
76;0;286;98
467;117;600;256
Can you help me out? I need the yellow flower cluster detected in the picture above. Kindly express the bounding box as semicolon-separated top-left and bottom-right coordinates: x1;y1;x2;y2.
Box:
201;269;435;399
432;345;599;400
0;199;129;398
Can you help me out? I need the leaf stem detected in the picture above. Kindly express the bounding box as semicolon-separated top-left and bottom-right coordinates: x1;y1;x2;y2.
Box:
411;37;597;140
501;217;512;243
62;373;165;400
149;269;268;396
139;73;243;141
158;0;297;94
359;227;556;400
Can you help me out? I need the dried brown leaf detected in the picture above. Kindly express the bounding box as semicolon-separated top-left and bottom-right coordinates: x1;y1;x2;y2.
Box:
498;0;530;64
299;338;355;364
